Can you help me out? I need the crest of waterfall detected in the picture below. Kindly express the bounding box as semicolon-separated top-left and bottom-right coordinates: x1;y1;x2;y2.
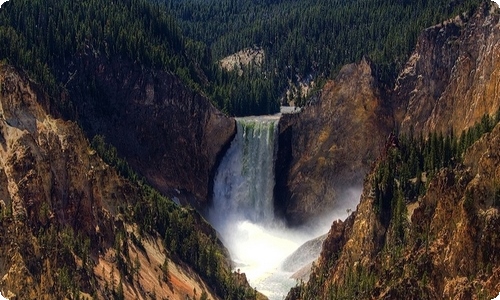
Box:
210;115;279;227
207;114;341;300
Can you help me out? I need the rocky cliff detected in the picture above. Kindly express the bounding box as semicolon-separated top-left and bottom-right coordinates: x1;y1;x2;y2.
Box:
0;64;255;300
394;2;500;136
286;3;500;299
275;58;392;226
287;117;500;300
62;53;235;207
277;2;500;226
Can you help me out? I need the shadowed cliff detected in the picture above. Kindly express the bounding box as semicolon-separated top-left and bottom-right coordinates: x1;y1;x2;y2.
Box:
275;58;393;226
64;54;235;207
285;3;500;299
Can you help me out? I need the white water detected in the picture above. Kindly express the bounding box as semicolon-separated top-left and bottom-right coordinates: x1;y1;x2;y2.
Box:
210;116;278;227
209;115;358;299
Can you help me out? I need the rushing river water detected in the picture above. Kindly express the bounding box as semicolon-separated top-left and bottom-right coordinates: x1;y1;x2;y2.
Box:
208;115;333;299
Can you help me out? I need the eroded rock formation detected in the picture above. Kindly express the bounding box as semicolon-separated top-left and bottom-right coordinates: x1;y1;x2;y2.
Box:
275;58;392;226
64;55;235;207
394;3;500;135
0;64;244;300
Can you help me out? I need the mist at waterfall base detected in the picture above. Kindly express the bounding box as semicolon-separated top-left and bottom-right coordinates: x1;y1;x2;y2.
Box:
208;116;361;299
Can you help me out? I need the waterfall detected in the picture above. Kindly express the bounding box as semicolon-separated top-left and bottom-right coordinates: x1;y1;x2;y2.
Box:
207;114;360;300
210;115;279;227
208;115;324;300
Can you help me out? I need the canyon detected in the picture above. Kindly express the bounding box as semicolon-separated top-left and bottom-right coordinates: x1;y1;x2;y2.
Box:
285;2;500;299
0;1;500;299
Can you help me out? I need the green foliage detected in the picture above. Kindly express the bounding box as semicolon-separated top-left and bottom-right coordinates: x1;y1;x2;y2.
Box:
91;135;140;182
169;0;482;90
200;290;209;300
91;134;257;300
33;223;94;298
0;0;219;116
328;264;376;299
161;257;169;282
294;261;376;299
374;112;499;225
208;66;280;116
293;113;499;299
0;0;482;117
115;279;125;300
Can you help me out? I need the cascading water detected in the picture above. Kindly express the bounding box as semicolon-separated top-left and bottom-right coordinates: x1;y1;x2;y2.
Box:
210;116;278;226
209;115;304;299
208;114;361;299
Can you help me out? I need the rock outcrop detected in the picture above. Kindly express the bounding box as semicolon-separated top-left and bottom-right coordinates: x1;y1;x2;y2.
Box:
287;120;500;300
275;58;392;226
0;64;248;300
286;4;500;299
63;54;235;207
393;2;500;136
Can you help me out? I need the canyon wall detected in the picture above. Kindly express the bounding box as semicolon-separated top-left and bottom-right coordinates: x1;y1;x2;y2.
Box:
64;55;235;207
393;3;500;136
275;58;392;226
0;64;252;300
286;3;500;299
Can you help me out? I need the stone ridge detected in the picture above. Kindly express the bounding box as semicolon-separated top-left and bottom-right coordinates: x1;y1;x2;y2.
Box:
394;2;500;135
63;54;236;207
275;58;393;226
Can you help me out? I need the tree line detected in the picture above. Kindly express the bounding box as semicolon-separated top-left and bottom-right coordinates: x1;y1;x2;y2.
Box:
0;0;483;117
168;0;482;108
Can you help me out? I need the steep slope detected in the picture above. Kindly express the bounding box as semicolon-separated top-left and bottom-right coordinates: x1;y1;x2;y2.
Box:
394;2;500;136
287;119;500;300
286;3;500;299
276;1;500;227
0;64;255;300
275;58;392;226
0;0;236;207
65;54;235;207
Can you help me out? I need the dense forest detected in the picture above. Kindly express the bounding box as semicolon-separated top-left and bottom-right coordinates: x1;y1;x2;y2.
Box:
0;0;209;112
169;0;482;109
0;0;483;116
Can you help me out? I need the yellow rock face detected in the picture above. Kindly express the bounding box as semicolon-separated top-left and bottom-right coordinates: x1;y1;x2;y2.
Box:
0;64;223;300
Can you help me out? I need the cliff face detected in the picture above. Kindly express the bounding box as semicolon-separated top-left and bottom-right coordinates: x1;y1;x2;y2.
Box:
63;54;235;206
288;121;500;300
277;2;500;226
0;64;243;300
275;58;392;226
394;3;500;136
286;4;500;299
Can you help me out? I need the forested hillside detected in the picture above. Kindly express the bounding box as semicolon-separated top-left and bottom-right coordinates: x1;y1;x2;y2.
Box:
0;0;211;113
287;111;500;300
170;0;482;110
0;63;258;299
0;0;483;116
